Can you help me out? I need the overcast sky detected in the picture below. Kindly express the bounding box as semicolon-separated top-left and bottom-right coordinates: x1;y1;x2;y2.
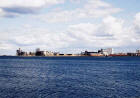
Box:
0;0;140;55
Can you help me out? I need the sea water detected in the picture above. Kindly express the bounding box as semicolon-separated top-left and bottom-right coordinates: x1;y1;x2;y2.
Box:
0;56;140;98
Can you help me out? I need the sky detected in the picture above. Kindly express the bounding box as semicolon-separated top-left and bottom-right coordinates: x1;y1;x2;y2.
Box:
0;0;140;55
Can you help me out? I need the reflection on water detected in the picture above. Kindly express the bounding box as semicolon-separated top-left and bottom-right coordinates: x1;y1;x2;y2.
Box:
0;56;140;98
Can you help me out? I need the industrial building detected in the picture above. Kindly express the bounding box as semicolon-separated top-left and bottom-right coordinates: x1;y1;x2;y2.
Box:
16;48;28;56
82;48;113;56
99;48;113;56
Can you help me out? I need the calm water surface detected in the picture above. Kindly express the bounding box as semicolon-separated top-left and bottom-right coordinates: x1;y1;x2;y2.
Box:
0;56;140;98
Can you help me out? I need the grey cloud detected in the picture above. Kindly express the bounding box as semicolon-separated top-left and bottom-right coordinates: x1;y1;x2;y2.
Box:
2;7;39;14
0;7;40;18
0;0;65;18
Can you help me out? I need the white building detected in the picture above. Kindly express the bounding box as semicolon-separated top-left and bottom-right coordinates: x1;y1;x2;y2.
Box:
44;51;54;56
100;48;113;56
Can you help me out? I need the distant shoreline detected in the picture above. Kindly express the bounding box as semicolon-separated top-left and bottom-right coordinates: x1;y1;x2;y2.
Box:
0;55;140;57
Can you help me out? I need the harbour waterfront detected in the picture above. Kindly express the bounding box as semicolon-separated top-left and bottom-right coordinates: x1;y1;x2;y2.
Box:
0;56;140;98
